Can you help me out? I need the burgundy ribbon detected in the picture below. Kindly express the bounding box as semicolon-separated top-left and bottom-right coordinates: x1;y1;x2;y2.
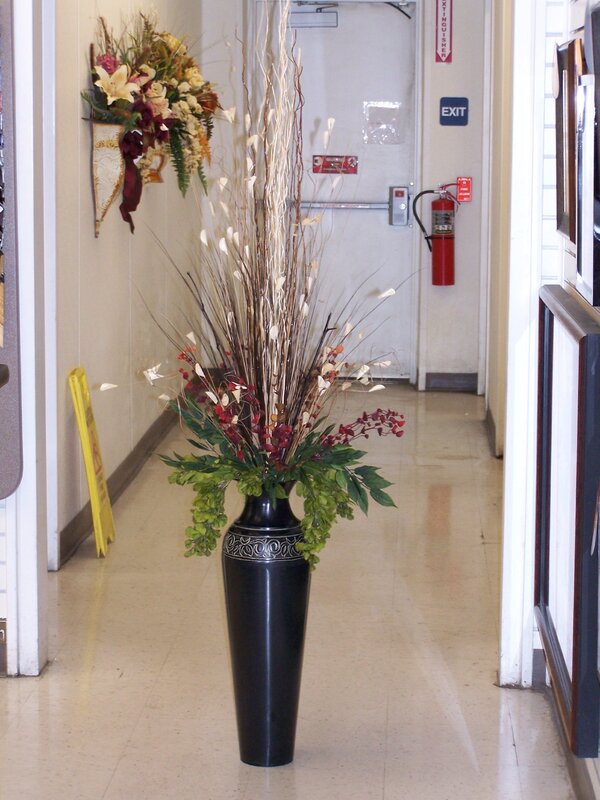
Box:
118;110;175;233
119;130;144;233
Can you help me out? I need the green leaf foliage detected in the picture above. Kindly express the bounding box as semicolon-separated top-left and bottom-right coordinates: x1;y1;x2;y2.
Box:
171;470;229;557
370;488;396;507
163;413;398;569
295;468;354;569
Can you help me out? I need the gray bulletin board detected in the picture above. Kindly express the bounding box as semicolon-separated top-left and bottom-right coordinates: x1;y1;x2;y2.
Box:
0;0;22;499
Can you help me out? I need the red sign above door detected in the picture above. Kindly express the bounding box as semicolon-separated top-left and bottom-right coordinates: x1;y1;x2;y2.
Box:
436;0;453;64
312;155;358;175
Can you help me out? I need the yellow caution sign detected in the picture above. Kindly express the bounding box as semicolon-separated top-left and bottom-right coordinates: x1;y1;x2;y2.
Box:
68;368;115;556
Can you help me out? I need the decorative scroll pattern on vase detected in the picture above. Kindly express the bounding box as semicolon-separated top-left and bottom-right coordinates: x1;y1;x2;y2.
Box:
223;531;304;562
92;122;125;237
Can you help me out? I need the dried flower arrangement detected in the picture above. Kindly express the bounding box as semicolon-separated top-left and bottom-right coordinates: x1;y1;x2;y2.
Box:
82;12;219;233
152;0;405;568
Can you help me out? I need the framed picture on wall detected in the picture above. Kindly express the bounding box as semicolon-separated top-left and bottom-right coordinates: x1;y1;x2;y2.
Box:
554;38;584;244
536;285;600;757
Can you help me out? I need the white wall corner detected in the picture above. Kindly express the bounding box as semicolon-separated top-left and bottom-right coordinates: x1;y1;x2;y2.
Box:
6;0;49;676
499;0;547;688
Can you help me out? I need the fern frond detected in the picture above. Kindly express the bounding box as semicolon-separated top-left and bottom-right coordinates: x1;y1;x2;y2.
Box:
167;126;190;196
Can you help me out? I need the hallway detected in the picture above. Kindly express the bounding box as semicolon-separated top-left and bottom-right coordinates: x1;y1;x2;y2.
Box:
0;385;575;799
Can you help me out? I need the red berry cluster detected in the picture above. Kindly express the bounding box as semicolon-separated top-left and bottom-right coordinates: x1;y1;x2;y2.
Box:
177;347;196;382
321;409;405;447
262;424;293;467
210;379;260;459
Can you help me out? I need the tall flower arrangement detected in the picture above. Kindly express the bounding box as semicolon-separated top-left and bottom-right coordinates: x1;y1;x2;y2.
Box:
82;13;219;232
156;0;405;567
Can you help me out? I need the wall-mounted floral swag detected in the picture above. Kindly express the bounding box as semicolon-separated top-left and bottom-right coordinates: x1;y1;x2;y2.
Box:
82;13;219;235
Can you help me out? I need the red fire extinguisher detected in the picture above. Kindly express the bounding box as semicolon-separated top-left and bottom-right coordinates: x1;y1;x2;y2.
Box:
413;186;459;286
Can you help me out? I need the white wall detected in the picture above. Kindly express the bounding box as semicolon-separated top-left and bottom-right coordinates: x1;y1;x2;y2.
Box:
417;0;488;386
542;2;567;285
498;0;575;689
486;0;566;457
51;0;224;564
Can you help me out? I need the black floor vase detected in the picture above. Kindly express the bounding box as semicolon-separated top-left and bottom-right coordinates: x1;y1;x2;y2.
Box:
222;490;311;767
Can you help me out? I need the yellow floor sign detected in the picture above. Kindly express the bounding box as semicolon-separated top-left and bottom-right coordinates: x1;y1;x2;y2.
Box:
68;368;115;556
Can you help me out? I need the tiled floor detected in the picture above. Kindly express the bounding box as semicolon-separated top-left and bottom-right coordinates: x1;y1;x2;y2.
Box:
0;386;576;799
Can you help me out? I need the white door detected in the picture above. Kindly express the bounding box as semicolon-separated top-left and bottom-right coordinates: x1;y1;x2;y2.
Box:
252;0;418;379
293;1;418;379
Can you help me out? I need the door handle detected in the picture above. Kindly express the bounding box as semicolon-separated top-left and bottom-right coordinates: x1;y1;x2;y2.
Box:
300;200;389;210
0;364;8;389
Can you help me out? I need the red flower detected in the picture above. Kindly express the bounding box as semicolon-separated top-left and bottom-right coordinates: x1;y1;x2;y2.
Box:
96;53;119;75
132;99;156;128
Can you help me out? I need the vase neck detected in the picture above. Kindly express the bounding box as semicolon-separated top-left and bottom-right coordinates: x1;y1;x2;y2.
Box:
236;490;299;529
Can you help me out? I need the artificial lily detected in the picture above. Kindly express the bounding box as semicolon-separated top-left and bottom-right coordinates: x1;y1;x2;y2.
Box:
94;64;139;106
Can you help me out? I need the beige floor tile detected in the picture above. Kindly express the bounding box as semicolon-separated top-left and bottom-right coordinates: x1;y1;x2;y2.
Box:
0;385;577;799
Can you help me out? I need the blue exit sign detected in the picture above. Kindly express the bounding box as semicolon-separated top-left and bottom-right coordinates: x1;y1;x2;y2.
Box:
440;97;469;126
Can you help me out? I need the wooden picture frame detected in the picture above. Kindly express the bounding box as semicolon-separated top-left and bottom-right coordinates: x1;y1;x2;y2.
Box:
535;285;600;757
555;39;584;244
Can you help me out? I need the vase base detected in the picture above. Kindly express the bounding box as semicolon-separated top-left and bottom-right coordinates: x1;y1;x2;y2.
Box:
240;756;294;768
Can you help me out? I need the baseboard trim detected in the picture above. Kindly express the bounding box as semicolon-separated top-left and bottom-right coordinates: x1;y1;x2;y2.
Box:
425;372;478;393
484;408;499;458
513;678;595;799
543;683;598;800
584;760;600;800
59;408;177;567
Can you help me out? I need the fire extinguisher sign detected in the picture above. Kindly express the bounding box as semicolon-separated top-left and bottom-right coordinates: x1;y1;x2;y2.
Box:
457;177;472;202
436;0;453;64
